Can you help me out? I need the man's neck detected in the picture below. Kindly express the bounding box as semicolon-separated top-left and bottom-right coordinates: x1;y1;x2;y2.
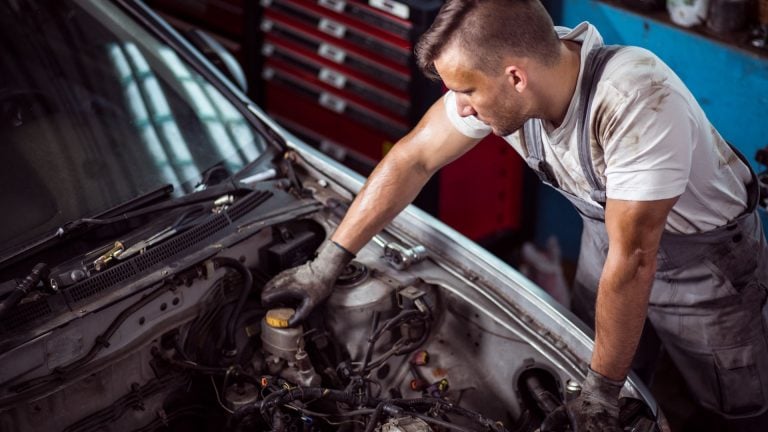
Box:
539;41;582;128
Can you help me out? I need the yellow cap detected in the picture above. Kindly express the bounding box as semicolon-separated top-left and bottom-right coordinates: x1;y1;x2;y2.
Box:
265;308;295;328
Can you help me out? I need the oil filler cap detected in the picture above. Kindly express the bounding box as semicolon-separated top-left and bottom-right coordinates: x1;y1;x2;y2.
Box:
265;308;295;328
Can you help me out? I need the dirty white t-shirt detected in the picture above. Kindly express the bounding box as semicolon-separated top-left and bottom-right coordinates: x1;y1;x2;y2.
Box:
444;22;751;234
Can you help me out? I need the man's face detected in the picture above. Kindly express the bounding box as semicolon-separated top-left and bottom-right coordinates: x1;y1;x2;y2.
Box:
434;45;528;137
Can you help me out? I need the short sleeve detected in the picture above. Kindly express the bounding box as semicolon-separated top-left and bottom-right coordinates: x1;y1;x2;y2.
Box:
443;91;492;139
602;86;694;201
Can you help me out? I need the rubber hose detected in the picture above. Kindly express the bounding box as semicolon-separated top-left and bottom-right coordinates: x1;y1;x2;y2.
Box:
213;257;253;355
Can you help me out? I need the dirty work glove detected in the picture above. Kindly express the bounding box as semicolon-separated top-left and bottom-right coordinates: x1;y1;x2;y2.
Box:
260;240;354;326
540;368;623;432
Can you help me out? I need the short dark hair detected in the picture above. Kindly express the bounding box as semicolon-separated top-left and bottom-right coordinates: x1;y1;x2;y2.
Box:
415;0;561;80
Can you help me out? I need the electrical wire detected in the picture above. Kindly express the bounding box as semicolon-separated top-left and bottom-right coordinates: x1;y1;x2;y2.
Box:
10;282;171;393
213;257;254;355
410;412;479;432
362;312;432;374
211;375;235;414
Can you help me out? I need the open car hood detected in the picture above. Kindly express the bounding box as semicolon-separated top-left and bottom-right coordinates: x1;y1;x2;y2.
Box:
0;1;664;431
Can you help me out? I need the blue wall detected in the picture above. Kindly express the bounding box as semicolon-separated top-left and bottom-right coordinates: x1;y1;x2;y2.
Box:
537;0;768;261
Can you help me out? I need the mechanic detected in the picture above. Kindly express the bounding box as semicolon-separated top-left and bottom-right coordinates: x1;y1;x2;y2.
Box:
262;0;768;430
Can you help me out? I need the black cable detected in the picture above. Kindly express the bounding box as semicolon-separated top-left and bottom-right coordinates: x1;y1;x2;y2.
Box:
524;374;560;415
360;309;426;373
366;320;431;371
0;263;47;320
10;282;170;393
391;398;507;432
131;405;216;432
64;181;249;229
63;374;189;432
364;402;385;432
364;314;432;373
229;386;380;429
226;382;507;432
183;279;227;359
159;354;262;389
359;311;381;374
213;257;254;356
410;412;479;432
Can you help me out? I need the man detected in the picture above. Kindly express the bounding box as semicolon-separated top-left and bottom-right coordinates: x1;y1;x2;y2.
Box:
262;0;768;430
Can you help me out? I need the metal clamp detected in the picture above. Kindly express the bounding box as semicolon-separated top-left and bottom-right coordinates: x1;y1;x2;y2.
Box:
383;242;427;270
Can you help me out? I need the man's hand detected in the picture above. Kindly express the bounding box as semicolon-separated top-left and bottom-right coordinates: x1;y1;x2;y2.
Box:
260;240;354;326
540;368;623;432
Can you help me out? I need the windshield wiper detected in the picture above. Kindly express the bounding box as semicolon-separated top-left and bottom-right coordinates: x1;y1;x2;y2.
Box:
60;181;243;230
0;181;251;270
0;185;175;270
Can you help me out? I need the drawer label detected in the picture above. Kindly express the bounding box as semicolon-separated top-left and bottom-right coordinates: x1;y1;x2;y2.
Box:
319;18;347;38
319;92;347;113
319;68;347;89
369;0;409;20
318;0;346;13
318;43;346;63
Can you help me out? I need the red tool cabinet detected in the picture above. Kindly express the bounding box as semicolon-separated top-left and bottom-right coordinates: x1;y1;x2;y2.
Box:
258;0;439;166
147;0;524;241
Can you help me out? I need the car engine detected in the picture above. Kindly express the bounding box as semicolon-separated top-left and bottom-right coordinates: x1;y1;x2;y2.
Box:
0;157;659;432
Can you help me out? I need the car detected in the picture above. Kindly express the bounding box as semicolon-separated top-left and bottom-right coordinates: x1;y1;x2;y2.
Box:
0;1;664;431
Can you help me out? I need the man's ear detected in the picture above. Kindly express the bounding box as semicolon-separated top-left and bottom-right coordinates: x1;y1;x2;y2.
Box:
505;65;527;93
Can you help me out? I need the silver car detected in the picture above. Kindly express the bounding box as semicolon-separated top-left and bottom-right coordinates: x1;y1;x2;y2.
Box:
0;1;663;431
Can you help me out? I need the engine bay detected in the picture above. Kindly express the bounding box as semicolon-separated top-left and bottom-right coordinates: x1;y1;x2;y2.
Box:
0;157;658;432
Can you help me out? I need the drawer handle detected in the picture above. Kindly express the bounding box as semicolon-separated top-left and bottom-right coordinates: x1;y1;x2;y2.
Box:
318;43;346;63
261;43;275;56
318;18;347;38
260;19;274;33
318;0;346;13
319;68;347;89
261;67;276;80
319;92;346;113
369;0;409;20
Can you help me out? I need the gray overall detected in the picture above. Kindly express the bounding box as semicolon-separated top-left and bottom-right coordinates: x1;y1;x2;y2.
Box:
522;46;768;427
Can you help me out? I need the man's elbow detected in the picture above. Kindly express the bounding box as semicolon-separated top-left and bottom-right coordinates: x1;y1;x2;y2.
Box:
628;247;658;284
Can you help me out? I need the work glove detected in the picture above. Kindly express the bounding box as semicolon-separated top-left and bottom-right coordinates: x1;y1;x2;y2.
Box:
260;240;354;326
540;367;623;432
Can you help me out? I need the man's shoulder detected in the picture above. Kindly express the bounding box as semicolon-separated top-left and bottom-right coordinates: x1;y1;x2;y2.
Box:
600;46;680;97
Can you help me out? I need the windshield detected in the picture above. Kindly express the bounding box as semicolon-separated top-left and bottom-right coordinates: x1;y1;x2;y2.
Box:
0;0;268;253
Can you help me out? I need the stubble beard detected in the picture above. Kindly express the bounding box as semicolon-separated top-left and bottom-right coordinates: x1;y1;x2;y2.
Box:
492;117;526;137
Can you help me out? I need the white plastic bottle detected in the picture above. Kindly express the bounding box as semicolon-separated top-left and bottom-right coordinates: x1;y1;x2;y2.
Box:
667;0;710;27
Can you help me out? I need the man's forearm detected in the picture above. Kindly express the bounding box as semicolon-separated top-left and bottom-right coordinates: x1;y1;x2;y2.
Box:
331;149;432;253
591;250;656;381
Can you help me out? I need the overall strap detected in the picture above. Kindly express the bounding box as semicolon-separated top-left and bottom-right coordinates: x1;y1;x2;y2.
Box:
725;141;760;215
523;118;560;188
577;45;623;204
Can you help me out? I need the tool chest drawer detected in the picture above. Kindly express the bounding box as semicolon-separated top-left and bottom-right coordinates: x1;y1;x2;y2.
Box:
260;11;411;91
258;0;442;168
265;81;398;163
261;0;411;65
262;36;410;118
263;61;408;137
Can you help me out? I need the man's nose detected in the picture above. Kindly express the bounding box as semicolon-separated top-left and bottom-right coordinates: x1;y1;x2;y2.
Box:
455;94;477;118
